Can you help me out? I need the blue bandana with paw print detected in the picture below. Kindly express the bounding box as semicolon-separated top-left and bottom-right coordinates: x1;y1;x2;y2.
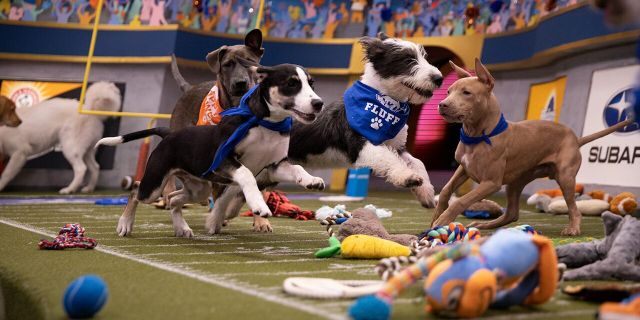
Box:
344;81;410;145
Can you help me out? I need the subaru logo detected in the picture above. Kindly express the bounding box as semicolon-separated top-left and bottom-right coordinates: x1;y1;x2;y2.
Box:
602;88;639;134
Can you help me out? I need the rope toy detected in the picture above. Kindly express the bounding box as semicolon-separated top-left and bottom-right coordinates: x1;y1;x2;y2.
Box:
38;224;97;250
283;278;384;299
241;191;315;220
412;222;482;253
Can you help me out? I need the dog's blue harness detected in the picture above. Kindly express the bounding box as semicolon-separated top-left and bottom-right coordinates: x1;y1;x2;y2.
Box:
459;114;509;146
343;81;410;145
202;85;292;176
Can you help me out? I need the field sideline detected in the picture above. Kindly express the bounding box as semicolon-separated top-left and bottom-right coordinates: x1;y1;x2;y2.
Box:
0;190;612;319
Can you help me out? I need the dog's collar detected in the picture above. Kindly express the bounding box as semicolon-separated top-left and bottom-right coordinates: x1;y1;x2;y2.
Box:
459;114;508;146
202;85;292;176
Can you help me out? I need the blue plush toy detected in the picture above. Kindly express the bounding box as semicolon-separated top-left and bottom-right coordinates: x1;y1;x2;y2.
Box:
63;275;109;318
349;229;558;319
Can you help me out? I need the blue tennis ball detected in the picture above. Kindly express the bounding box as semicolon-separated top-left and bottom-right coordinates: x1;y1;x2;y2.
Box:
63;275;108;319
348;295;391;320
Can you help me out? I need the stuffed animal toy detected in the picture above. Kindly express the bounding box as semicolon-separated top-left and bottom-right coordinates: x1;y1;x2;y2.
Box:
349;229;558;319
548;199;610;216
588;190;613;203
315;235;411;259
464;199;503;219
610;192;637;216
435;195;504;219
526;184;584;209
331;208;415;246
556;211;640;281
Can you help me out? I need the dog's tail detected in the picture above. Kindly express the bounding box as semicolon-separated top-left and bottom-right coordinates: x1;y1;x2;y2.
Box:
578;119;634;146
95;127;171;148
171;55;192;93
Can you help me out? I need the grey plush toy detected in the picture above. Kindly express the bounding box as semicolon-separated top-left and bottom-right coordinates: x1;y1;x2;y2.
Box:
557;211;640;281
334;208;417;246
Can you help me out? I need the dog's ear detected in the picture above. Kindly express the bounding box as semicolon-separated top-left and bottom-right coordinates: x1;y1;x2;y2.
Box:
359;36;385;60
244;29;264;57
449;60;471;79
474;58;494;90
254;66;275;83
377;32;389;40
206;46;228;73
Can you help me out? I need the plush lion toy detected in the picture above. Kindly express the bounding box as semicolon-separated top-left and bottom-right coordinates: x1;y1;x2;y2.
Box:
349;229;558;319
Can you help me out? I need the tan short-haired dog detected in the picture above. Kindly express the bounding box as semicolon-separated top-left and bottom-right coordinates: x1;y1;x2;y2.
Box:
432;59;633;236
0;96;21;127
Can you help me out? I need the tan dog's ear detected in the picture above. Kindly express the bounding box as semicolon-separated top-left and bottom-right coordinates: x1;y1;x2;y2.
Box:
449;60;471;78
205;45;228;73
474;58;494;90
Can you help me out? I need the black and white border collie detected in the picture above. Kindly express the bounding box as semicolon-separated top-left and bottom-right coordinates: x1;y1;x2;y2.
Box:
288;33;442;205
235;33;444;233
96;63;325;237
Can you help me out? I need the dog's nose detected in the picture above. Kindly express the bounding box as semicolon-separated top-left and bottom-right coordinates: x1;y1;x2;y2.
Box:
311;99;324;112
439;102;448;109
432;75;443;87
234;81;248;90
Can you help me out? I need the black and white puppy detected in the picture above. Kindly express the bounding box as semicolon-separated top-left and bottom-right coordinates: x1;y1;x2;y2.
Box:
228;34;442;234
287;33;442;208
96;63;325;237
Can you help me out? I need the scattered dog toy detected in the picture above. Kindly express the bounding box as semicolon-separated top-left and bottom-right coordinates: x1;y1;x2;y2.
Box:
316;204;392;222
557;211;640;281
416;222;481;249
349;229;558;319
63;275;108;319
548;199;611;216
315;235;411;259
436;195;504;219
598;293;640;320
38;224;97;250
377;225;539;281
283;277;384;299
563;283;640;302
463;199;503;219
94;197;128;206
241;191;314;220
610;192;637;216
324;208;415;246
363;204;392;218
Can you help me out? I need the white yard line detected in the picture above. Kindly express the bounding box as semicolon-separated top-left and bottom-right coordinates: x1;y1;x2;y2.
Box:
116;239;326;248
181;258;319;265
0;218;346;320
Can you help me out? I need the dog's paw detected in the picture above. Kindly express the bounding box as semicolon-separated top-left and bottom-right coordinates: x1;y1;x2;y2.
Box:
174;225;194;238
59;187;75;195
253;216;273;233
80;186;95;193
116;216;134;237
303;177;325;190
253;203;272;218
402;174;423;188
561;226;581;236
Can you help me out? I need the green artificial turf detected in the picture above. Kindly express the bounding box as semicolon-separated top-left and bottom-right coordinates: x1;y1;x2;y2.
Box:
0;190;616;319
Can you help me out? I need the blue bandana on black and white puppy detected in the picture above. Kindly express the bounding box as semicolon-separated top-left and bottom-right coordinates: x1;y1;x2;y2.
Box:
344;81;411;145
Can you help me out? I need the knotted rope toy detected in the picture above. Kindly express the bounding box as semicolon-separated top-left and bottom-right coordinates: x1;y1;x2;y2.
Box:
241;191;315;220
38;224;97;250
